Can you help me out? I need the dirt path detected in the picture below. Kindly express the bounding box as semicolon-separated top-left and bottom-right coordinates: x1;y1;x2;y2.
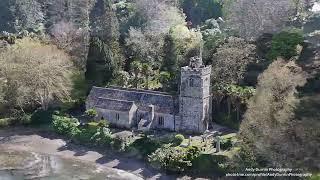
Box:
0;127;179;180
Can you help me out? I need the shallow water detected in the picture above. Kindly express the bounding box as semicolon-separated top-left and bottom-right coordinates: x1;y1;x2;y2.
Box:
0;150;142;180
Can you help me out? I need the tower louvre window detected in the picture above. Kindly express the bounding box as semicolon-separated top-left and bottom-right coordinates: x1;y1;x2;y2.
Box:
158;116;164;126
116;113;120;121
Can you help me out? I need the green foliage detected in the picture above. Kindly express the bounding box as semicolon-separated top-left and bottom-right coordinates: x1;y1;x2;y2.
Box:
18;113;32;125
223;85;256;102
52;115;80;138
0;1;14;32
309;173;320;180
215;114;239;130
230;144;259;171
70;72;88;104
0;118;13;128
162;35;179;73
85;109;98;119
75;122;100;144
91;127;113;147
30;109;55;125
52;114;114;147
172;134;185;146
180;0;223;26
159;71;177;92
85;37;119;87
112;137;126;151
267;29;304;60
0;112;32;128
97;120;109;128
220;138;233;150
149;145;201;173
191;154;228;175
129;135;162;157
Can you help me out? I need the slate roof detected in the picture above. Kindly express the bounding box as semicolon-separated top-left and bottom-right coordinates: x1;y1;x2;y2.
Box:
95;97;135;111
87;86;177;114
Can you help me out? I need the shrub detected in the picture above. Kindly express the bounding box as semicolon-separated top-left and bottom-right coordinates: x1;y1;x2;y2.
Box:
148;145;200;173
191;154;228;175
52;115;79;138
215;114;239;130
172;134;184;146
130;135;161;157
91;127;113;147
112;137;128;152
229;144;259;171
267;29;304;61
220;138;233;150
85;109;98;119
97;120;109;128
31;109;55;125
19;114;32;125
75;125;99;144
0;118;12;127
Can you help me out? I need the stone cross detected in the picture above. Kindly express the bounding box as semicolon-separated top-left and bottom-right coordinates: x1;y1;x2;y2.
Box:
216;136;221;153
188;136;192;146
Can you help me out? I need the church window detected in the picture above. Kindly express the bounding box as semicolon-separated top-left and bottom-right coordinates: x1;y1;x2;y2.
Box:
116;113;120;121
158;116;164;126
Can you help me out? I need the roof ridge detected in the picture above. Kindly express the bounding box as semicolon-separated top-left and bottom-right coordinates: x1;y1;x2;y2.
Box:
97;97;135;104
93;86;174;98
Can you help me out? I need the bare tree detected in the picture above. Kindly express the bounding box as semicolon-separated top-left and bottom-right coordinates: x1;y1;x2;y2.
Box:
239;59;319;169
135;0;185;35
50;20;88;69
0;38;75;111
126;0;186;64
225;0;309;40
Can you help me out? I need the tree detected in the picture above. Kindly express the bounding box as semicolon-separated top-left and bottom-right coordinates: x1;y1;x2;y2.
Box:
0;37;75;111
211;37;256;86
89;0;124;71
162;34;179;73
130;61;143;88
50;20;88;68
11;0;45;33
0;0;14;32
201;18;226;64
126;0;186;65
126;27;161;64
225;0;308;40
159;71;174;92
267;29;304;60
180;0;223;26
169;25;203;66
239;58;320;169
85;37;117;87
135;0;186;36
46;0;92;70
111;71;130;88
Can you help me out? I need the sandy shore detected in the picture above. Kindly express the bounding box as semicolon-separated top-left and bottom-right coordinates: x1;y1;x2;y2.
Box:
0;127;181;180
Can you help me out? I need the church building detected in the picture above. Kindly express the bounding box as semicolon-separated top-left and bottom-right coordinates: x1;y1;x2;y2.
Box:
86;56;212;133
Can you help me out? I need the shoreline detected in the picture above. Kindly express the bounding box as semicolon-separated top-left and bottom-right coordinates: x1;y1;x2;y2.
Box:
0;126;179;180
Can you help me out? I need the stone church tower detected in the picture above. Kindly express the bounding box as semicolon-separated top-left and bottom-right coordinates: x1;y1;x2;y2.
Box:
178;56;212;133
